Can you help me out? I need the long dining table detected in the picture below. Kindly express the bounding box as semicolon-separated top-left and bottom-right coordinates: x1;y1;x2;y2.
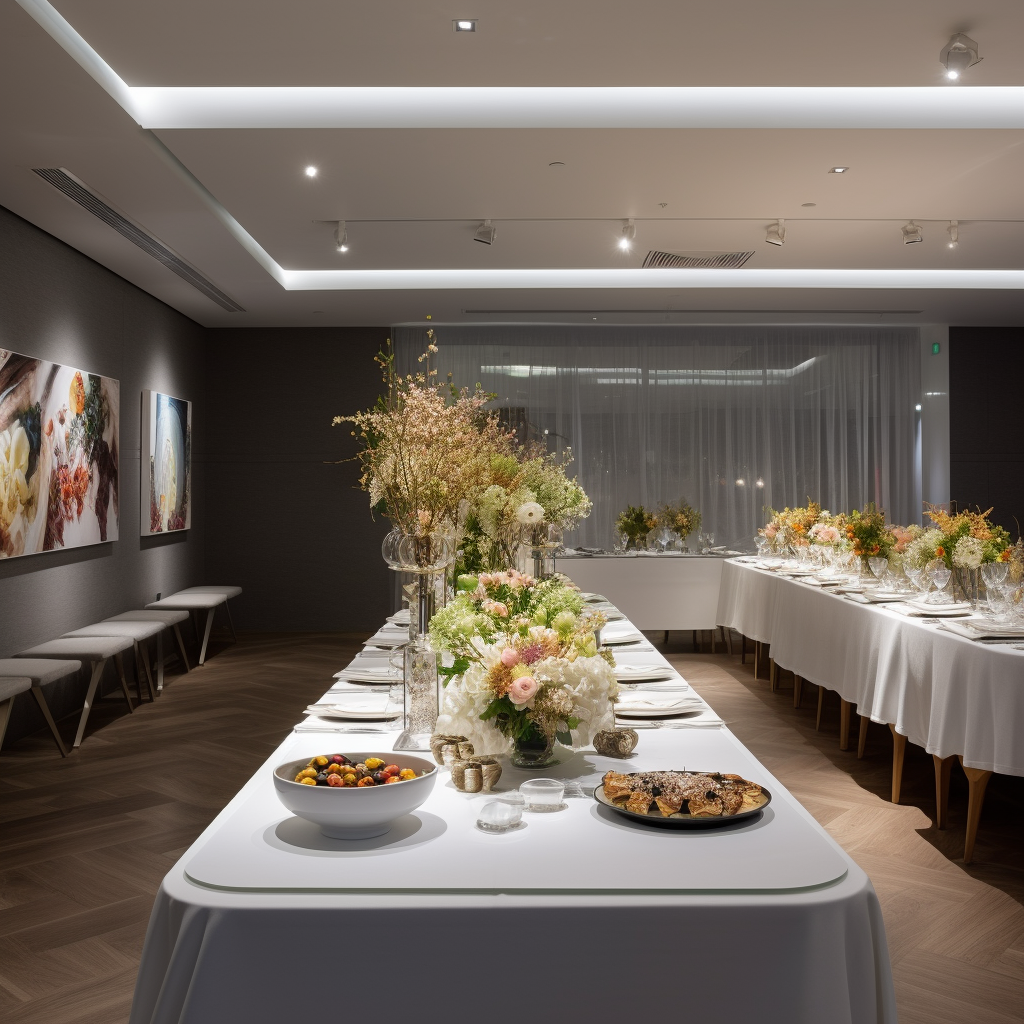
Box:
717;558;1024;862
129;603;896;1024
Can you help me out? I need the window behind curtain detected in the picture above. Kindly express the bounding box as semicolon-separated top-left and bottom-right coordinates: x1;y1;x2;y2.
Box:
393;326;921;549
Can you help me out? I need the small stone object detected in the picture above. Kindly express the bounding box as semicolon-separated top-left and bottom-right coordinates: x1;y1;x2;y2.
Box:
430;734;474;767
594;728;639;758
450;756;502;793
476;792;525;833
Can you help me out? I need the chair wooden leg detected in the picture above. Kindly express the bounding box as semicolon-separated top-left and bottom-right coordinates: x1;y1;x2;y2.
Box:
724;627;733;656
30;686;69;757
740;635;747;665
769;658;778;692
754;641;762;678
889;724;907;803
857;715;870;758
711;629;717;654
114;653;135;712
793;675;803;709
839;699;852;750
816;685;825;731
663;630;669;645
691;630;698;652
933;754;955;829
960;759;993;865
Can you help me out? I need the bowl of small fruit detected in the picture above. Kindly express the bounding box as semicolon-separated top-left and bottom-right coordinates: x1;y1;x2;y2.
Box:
273;752;437;839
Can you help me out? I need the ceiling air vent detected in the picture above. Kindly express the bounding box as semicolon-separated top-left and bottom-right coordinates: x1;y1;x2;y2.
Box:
32;168;245;312
642;250;756;269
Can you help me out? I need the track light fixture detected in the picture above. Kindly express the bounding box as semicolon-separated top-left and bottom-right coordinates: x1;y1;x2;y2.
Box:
901;221;923;244
940;33;981;81
334;221;349;252
766;219;786;246
618;219;635;251
474;220;497;245
947;221;959;249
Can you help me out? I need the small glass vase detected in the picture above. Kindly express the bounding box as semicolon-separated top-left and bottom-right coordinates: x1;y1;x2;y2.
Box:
951;565;980;608
510;724;559;769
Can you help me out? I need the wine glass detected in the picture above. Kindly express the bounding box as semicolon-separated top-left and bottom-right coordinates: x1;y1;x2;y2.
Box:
868;556;888;584
705;532;716;552
981;561;1008;614
928;564;952;604
904;564;923;595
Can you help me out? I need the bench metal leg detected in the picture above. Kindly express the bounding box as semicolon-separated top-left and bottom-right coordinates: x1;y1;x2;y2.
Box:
0;697;12;751
136;639;156;701
225;600;238;642
74;661;106;748
173;624;191;673
198;609;216;665
114;653;135;713
30;686;68;757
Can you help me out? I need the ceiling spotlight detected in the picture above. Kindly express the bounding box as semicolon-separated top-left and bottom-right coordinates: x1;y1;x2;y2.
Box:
474;220;497;245
901;221;923;244
947;220;959;249
828;166;850;174
940;32;981;81
766;219;786;246
304;165;318;178
334;221;349;252
453;19;477;31
755;478;765;488
618;219;635;251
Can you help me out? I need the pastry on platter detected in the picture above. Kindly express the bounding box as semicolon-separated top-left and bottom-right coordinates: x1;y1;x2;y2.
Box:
601;769;766;819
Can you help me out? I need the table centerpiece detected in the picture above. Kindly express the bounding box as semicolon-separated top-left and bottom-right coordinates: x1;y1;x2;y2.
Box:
657;498;702;551
615;504;657;551
430;570;618;767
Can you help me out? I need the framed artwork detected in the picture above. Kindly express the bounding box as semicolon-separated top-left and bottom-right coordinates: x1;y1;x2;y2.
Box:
141;390;191;535
0;349;120;559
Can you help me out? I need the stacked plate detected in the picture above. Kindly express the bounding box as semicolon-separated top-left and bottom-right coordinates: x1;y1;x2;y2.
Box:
614;693;706;718
903;600;973;617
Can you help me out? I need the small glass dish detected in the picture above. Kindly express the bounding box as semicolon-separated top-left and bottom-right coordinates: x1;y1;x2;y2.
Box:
475;792;525;833
520;778;567;812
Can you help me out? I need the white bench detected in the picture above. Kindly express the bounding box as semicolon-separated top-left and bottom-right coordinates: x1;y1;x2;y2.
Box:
0;658;81;757
146;591;237;666
62;620;169;702
104;610;191;692
174;587;242;642
16;636;135;748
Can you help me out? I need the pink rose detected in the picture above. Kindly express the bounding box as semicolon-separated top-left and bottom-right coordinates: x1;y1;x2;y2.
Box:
500;647;520;668
508;676;538;705
488;601;509;618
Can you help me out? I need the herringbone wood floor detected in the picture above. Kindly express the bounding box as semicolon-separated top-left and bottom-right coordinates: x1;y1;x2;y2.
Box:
1;631;1021;1023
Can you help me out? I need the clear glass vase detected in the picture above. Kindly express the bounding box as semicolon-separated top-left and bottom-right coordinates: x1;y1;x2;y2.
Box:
527;523;563;577
951;565;980;608
510;723;559;769
393;637;440;752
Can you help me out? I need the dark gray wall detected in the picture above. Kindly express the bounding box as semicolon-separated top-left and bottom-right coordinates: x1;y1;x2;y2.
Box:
0;205;207;738
949;327;1024;536
204;327;391;632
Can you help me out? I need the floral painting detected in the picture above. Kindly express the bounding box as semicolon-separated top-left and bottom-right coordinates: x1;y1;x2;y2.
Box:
0;349;119;559
141;390;191;535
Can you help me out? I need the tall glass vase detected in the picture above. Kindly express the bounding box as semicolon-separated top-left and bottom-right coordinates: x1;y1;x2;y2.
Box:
382;528;456;749
527;524;562;578
951;565;980;608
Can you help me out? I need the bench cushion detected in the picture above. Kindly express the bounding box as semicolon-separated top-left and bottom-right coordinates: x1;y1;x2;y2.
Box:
18;636;134;660
106;610;190;626
147;594;226;611
176;586;243;599
0;676;32;702
64;621;165;641
0;658;82;685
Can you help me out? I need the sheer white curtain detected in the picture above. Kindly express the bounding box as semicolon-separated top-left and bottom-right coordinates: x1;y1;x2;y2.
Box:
393;326;921;549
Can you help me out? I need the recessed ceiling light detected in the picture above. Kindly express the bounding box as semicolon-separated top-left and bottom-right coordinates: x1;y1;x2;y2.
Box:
828;166;849;174
940;33;981;82
801;202;817;208
947;220;959;249
304;165;318;177
334;221;349;252
453;19;477;31
765;219;786;246
618;219;635;251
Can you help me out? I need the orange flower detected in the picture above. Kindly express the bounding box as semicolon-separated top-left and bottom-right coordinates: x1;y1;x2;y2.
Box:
935;546;945;558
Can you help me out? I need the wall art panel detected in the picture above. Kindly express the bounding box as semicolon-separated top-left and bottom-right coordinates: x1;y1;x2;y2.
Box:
141;389;191;535
0;349;120;558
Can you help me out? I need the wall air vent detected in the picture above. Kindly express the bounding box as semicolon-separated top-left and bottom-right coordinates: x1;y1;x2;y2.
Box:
642;250;756;269
32;168;245;312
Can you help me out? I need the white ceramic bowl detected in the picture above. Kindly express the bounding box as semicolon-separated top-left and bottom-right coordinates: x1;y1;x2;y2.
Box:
273;753;437;840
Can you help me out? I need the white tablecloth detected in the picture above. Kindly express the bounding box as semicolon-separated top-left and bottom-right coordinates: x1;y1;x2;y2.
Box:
129;608;896;1024
554;554;725;630
717;560;1024;776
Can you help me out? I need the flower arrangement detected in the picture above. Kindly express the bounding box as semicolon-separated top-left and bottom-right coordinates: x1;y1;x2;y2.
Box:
903;505;1011;570
519;450;592;530
335;332;515;539
431;572;617;757
808;521;842;546
616;504;657;548
657;498;702;540
845;503;893;561
761;501;822;549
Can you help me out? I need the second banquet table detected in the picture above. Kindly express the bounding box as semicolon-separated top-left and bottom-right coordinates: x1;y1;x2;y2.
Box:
129;608;896;1024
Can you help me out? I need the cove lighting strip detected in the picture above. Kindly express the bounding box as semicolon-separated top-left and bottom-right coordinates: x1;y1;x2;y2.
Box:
17;0;1024;293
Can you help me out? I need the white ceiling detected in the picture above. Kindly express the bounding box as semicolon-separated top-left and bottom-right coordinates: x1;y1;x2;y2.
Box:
1;0;1023;328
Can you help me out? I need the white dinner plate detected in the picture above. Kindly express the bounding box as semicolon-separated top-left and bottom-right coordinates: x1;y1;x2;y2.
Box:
614;696;705;718
614;665;678;683
304;703;402;721
904;600;973;617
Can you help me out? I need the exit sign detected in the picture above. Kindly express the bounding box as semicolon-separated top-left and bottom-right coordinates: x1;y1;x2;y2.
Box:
932;341;941;354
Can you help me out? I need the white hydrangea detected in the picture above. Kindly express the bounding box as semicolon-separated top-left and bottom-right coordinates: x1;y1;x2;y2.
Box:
952;535;984;569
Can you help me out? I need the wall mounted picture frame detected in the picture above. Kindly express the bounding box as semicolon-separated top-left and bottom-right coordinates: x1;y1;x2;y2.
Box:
141;389;192;535
0;348;120;559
